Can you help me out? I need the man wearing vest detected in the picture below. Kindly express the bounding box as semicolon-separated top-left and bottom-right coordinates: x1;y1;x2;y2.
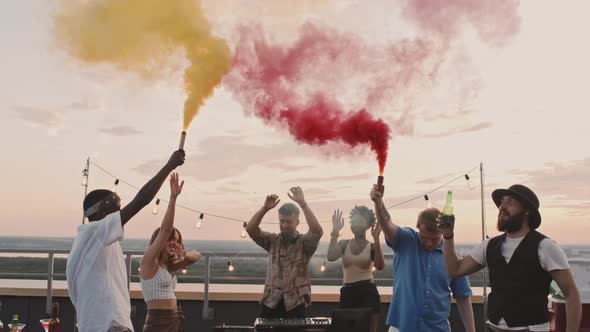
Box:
440;184;582;332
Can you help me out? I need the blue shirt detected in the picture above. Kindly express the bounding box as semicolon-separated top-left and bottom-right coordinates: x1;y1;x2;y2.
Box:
386;227;472;332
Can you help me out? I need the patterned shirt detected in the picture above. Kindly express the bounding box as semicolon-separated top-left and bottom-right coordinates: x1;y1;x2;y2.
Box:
251;228;323;311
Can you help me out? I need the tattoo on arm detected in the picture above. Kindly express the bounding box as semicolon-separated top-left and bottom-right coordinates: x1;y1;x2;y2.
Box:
378;203;391;224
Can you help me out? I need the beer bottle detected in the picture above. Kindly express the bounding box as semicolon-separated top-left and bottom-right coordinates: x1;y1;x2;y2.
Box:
441;191;453;227
0;300;3;331
10;314;18;332
48;302;60;332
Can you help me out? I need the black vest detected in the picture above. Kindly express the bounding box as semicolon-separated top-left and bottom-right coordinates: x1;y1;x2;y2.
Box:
486;230;552;327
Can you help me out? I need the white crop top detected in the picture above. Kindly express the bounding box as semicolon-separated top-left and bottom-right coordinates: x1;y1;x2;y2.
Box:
140;265;177;302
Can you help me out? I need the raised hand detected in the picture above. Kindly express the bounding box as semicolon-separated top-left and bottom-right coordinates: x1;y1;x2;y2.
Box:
166;149;186;169
263;194;280;210
371;223;382;240
169;173;184;198
287;186;306;206
331;209;344;236
436;213;455;239
370;184;383;202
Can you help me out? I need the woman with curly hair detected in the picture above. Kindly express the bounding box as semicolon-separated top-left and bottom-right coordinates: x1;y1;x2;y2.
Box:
327;205;385;331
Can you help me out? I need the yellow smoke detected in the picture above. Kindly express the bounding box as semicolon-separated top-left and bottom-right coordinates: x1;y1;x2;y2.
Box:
54;0;230;130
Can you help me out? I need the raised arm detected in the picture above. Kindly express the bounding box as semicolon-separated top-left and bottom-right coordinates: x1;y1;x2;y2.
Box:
246;194;280;237
371;223;385;270
140;173;183;279
327;209;346;261
288;187;322;234
120;150;185;225
370;184;399;244
438;215;484;278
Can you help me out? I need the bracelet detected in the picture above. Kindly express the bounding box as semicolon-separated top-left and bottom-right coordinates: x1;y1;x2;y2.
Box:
443;233;454;240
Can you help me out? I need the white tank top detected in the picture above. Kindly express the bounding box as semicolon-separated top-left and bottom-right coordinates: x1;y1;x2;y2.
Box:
140;265;177;302
342;240;374;284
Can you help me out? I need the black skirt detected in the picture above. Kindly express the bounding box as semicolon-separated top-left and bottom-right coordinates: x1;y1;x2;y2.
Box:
339;279;381;313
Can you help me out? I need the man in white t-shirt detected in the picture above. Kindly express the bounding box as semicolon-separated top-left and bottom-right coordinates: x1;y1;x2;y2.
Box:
66;149;185;332
439;184;581;332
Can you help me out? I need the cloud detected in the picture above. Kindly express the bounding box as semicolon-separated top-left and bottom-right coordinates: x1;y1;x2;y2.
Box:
13;106;65;136
68;99;102;112
421;121;493;138
286;173;372;184
508;157;590;215
263;161;314;172
134;135;312;181
99;125;142;136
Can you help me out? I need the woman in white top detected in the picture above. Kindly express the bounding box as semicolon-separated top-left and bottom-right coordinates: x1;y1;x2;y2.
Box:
327;206;385;332
139;173;201;332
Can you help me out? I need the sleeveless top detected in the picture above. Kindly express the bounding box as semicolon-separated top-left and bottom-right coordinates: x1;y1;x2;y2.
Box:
140;265;177;302
342;240;374;284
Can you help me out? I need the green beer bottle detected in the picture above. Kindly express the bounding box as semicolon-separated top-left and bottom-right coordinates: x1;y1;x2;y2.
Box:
10;314;19;332
441;191;453;227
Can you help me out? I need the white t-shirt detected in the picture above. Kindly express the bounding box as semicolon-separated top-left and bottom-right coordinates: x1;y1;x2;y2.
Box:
469;235;570;332
66;212;133;332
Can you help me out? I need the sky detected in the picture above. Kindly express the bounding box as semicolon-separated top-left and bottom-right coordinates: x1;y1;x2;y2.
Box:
0;0;588;245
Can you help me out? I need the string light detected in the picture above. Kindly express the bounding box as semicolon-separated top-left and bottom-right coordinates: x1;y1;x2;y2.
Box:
181;269;187;274
372;266;376;272
424;195;432;208
85;160;479;228
320;262;327;272
196;213;203;229
465;174;475;190
240;222;247;238
227;261;235;272
152;199;160;215
81;168;88;186
112;179;119;192
137;267;141;272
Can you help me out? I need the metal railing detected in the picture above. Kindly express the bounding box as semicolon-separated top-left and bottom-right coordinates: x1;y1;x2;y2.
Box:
0;248;395;320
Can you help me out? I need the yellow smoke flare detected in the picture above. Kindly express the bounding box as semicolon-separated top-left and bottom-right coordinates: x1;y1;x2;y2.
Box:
54;0;230;130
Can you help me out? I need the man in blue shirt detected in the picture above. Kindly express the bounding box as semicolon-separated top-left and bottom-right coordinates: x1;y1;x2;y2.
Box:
370;185;476;332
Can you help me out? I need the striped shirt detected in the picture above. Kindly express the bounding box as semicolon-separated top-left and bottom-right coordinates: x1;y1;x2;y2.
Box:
140;265;177;302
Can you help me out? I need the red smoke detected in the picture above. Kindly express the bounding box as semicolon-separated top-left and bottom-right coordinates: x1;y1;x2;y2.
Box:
224;1;520;174
277;96;390;174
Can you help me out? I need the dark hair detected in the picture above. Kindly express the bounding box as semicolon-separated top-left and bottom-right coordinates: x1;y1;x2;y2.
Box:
350;205;376;226
278;203;300;218
417;207;441;233
149;227;183;247
83;189;113;212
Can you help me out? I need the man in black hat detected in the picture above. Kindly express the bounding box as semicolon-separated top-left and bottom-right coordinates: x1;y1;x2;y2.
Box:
439;184;581;332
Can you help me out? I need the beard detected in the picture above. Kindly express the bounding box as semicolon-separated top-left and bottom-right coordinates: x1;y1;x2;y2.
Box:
497;210;526;233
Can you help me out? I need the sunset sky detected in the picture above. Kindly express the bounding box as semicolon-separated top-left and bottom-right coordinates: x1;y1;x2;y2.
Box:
1;0;588;244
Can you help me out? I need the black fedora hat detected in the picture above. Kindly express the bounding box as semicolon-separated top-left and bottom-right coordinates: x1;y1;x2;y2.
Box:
492;184;541;229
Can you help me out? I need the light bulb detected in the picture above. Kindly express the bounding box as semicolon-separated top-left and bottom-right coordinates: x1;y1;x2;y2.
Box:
152;199;160;215
81;169;88;186
240;221;247;238
196;220;202;229
372;266;376;272
320;262;326;272
112;179;119;192
424;195;432;208
465;174;475;190
182;269;187;274
137;267;141;272
227;261;234;272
